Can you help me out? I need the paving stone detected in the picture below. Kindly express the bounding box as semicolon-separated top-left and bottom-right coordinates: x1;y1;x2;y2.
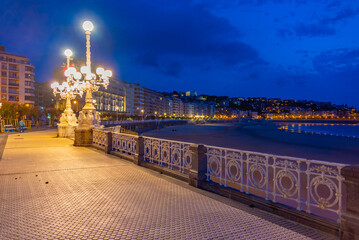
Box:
0;130;335;239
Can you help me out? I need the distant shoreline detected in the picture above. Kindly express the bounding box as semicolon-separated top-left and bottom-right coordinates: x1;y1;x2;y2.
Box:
267;119;359;124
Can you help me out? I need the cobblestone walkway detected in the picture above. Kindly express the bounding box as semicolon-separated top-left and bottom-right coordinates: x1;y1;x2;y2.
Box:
0;130;335;239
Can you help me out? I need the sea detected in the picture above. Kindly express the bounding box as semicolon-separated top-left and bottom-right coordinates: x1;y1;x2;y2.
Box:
278;122;359;138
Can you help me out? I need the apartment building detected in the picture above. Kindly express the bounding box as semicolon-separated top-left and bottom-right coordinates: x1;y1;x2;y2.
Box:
94;77;126;113
35;81;55;108
172;97;184;117
0;46;36;104
183;101;195;117
162;96;173;116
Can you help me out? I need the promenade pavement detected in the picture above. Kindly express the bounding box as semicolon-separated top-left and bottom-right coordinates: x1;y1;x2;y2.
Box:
0;130;335;239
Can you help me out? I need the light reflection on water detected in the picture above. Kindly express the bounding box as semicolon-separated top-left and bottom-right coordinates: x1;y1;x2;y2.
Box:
278;123;359;138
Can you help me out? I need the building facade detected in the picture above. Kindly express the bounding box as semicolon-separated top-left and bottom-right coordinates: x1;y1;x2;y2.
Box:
0;46;36;104
38;59;216;118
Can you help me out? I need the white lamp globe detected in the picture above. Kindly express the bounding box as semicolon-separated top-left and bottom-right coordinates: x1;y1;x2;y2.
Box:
83;21;94;32
74;72;82;80
64;49;73;57
105;70;112;77
63;82;69;88
64;69;70;77
96;67;104;75
68;67;76;75
80;66;88;74
85;74;92;80
51;82;59;88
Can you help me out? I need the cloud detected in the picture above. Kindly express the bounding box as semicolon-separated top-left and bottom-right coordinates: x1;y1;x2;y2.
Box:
312;48;359;74
108;1;262;76
321;8;359;24
293;23;336;37
278;22;337;38
278;6;359;38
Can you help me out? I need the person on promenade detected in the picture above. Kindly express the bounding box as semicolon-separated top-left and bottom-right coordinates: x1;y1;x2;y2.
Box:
19;119;26;133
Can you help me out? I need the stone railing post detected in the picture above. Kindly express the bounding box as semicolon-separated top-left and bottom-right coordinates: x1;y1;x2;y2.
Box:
74;128;93;146
340;165;359;240
189;144;207;188
105;131;112;154
134;136;144;165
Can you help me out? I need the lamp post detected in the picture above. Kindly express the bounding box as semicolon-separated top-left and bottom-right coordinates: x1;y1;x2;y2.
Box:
115;106;119;121
73;100;79;113
77;20;112;130
51;49;83;138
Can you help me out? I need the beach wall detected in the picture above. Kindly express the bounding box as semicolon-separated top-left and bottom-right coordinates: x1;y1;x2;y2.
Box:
91;128;359;239
102;119;188;133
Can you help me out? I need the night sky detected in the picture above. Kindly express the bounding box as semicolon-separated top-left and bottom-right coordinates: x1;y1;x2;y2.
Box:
1;0;358;107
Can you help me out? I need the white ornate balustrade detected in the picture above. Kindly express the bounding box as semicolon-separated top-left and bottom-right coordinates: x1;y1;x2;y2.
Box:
90;128;349;223
92;129;107;147
205;145;347;221
112;132;138;156
143;137;192;175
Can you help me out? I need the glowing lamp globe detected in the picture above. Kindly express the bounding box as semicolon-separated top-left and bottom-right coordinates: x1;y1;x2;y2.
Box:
80;66;89;74
64;49;73;57
105;70;112;77
96;67;104;75
83;21;94;32
64;69;70;77
74;72;82;80
68;67;76;75
51;82;59;88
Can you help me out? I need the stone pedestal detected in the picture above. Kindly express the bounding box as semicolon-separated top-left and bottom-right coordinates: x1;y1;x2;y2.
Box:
57;97;78;138
340;165;359;240
58;124;77;138
189;144;207;188
74;128;93;146
134;137;144;165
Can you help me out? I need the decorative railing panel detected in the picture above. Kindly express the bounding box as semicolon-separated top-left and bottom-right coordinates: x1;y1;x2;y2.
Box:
205;145;347;221
92;129;107;147
112;132;138;156
143;137;192;175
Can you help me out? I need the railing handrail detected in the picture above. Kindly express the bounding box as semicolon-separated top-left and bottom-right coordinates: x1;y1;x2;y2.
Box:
112;131;139;138
204;144;348;167
143;135;194;145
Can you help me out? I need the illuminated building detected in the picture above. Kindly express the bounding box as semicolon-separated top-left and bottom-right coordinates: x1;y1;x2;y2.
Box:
0;46;36;104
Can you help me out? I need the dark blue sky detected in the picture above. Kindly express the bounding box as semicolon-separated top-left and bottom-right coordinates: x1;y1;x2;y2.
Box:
1;0;359;107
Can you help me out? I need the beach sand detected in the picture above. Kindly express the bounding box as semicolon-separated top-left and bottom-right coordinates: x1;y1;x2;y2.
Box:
143;121;359;164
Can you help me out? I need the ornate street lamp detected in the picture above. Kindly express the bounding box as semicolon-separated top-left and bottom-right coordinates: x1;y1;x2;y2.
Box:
77;20;112;129
51;49;83;137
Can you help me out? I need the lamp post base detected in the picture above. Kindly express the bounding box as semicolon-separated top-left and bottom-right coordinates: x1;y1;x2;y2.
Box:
74;128;93;146
77;108;101;129
58;124;77;138
57;102;78;138
75;108;102;146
